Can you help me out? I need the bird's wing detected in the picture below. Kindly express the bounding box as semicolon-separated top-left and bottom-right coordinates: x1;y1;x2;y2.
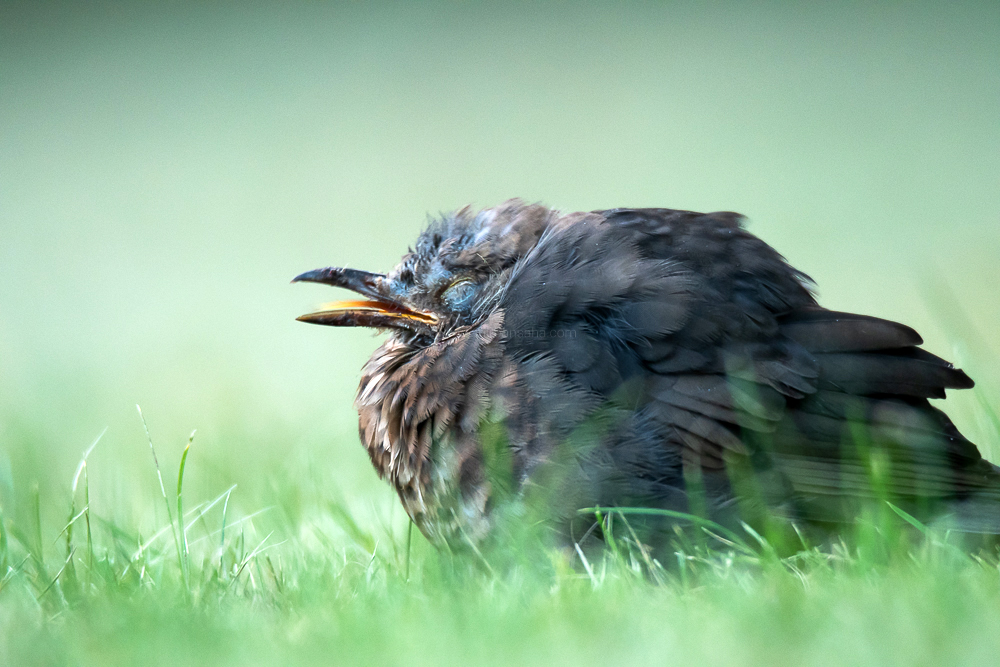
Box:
500;207;993;522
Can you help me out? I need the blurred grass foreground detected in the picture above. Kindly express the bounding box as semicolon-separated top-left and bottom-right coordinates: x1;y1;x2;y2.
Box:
2;1;1000;666
2;401;1000;666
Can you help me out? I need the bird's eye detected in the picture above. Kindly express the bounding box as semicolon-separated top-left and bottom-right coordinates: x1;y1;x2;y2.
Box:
441;278;477;309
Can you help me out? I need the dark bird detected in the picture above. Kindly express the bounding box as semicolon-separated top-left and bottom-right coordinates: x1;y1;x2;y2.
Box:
295;200;999;551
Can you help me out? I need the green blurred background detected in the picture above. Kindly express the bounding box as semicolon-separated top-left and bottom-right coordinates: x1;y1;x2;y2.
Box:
2;1;998;534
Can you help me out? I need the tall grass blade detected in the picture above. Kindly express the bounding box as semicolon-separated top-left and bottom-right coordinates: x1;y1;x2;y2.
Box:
574;542;596;585
176;429;195;586
0;503;9;576
67;428;105;567
220;484;232;573
136;405;183;585
30;483;45;579
38;547;75;600
885;501;932;537
405;519;413;582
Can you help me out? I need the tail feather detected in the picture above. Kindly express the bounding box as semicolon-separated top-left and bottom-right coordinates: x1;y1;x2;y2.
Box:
814;352;973;398
781;309;923;352
762;307;1000;531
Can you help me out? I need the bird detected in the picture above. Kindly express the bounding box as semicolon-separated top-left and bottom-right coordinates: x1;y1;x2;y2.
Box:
294;200;999;553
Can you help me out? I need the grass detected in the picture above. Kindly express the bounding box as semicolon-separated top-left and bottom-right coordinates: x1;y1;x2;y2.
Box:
2;391;1000;667
2;302;1000;666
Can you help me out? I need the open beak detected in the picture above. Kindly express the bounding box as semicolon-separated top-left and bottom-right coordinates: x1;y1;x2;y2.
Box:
292;267;438;333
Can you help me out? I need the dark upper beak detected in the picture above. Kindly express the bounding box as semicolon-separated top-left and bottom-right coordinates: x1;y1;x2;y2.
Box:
292;267;387;300
293;266;438;332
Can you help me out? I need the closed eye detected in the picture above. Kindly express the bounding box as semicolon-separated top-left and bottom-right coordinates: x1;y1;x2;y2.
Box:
441;277;477;309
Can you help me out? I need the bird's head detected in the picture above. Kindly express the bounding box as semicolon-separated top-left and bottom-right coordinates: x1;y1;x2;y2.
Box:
294;200;552;343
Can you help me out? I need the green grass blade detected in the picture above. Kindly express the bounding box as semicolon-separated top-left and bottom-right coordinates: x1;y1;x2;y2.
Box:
136;405;183;584
885;502;932;537
176;429;195;586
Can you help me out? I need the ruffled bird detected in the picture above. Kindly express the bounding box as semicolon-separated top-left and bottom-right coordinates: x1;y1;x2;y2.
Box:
295;200;998;551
